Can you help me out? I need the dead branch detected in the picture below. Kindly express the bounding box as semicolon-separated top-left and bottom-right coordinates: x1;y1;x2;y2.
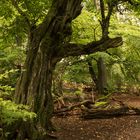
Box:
82;106;140;119
54;100;94;114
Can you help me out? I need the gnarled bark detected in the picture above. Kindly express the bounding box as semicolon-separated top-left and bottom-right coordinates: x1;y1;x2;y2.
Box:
11;0;123;139
12;0;83;139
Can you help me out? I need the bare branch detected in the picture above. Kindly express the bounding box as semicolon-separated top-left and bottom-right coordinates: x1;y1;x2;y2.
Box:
99;0;106;21
106;2;114;22
99;0;116;39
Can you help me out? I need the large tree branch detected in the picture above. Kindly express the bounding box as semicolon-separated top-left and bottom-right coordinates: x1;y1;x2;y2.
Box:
60;37;123;57
11;0;31;28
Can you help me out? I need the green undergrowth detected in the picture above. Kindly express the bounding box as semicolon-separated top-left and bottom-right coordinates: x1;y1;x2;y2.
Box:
94;101;108;107
0;98;36;125
0;70;36;138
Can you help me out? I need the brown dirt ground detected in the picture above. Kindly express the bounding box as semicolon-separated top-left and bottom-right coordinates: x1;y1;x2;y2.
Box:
52;114;140;140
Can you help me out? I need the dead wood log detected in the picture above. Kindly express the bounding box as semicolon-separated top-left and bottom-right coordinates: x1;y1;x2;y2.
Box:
54;100;94;115
81;106;140;119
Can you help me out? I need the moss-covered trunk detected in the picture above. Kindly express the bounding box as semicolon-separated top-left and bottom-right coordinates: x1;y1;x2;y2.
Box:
8;0;123;139
13;37;60;139
11;0;83;139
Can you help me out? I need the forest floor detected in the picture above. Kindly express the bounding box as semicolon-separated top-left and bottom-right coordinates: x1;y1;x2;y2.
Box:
53;113;140;140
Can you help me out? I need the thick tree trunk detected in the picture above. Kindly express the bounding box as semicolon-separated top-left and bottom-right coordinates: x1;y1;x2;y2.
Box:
12;0;83;139
13;38;59;139
10;0;123;139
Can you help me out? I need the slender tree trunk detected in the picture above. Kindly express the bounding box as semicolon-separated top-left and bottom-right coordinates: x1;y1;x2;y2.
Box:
97;57;107;95
87;60;98;88
93;0;100;10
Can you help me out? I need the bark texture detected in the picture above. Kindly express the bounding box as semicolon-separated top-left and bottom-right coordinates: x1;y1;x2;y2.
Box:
13;0;83;139
11;0;123;139
97;57;107;95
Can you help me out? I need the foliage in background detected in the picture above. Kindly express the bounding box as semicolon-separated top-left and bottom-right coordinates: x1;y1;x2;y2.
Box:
72;9;101;44
57;6;140;92
0;71;36;138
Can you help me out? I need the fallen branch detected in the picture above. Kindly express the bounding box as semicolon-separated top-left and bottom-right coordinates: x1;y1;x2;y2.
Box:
82;106;140;119
54;100;94;115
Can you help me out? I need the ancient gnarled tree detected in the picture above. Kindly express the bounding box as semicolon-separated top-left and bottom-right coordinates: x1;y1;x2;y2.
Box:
10;0;134;139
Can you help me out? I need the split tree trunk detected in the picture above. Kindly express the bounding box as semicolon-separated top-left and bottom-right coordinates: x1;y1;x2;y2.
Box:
14;39;60;139
13;0;83;139
10;0;123;139
16;49;56;122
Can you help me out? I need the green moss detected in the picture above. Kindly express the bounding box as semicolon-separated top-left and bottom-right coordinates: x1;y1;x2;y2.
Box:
95;101;108;107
